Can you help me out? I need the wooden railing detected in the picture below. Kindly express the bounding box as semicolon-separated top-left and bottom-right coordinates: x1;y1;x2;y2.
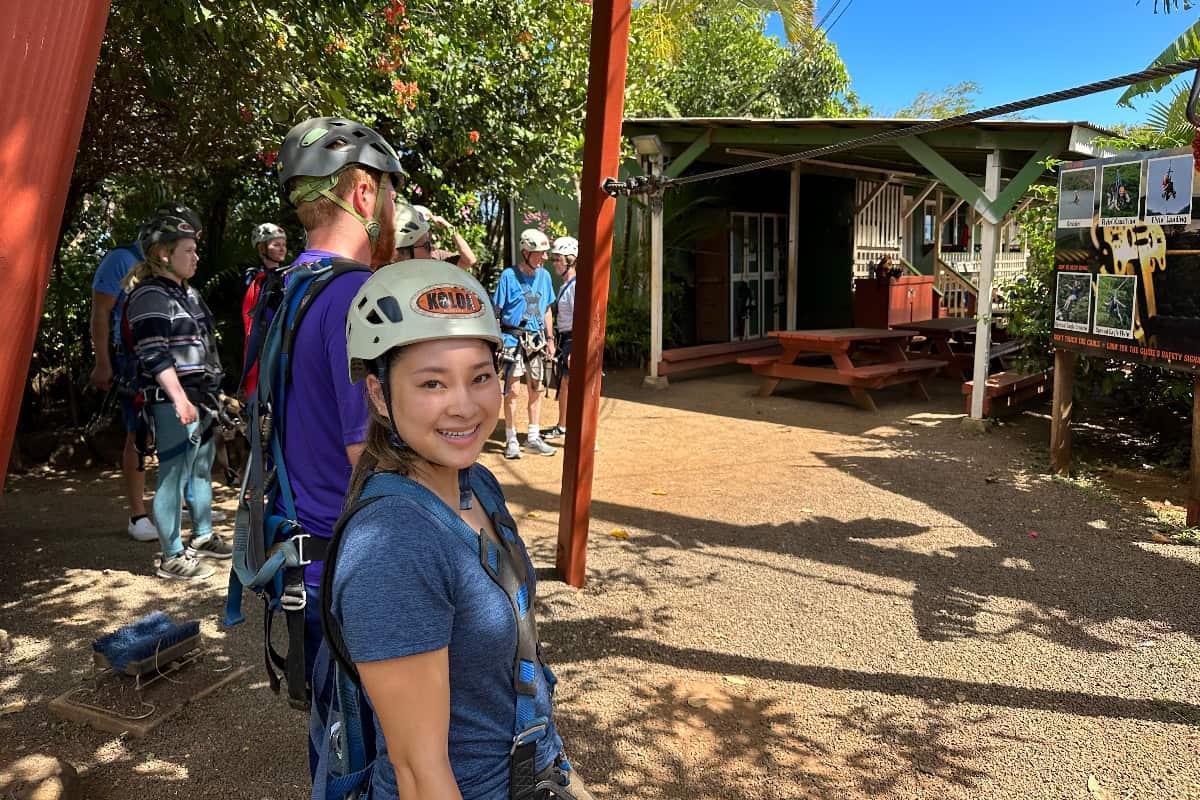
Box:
941;251;1028;291
852;247;902;280
935;258;978;318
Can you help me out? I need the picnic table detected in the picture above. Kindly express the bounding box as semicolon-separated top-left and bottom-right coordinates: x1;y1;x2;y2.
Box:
737;328;944;412
900;317;1025;377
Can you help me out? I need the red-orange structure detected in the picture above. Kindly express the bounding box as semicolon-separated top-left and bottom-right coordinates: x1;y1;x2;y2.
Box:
0;0;622;586
0;1;112;491
556;0;632;587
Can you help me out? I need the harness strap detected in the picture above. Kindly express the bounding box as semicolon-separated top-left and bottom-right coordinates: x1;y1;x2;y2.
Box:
229;259;368;708
319;469;553;798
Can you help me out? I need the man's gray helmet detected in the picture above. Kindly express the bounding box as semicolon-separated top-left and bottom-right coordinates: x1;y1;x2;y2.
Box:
277;117;403;191
394;202;431;250
346;259;502;383
278;117;404;245
251;222;287;247
519;228;550;253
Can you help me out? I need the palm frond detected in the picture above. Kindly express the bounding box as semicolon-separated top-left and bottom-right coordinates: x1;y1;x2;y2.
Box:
1117;18;1200;108
1146;83;1196;143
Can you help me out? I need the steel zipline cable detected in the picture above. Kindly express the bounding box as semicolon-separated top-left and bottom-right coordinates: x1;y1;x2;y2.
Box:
605;58;1200;196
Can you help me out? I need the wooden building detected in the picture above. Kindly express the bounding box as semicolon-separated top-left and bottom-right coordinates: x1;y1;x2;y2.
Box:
620;117;1113;383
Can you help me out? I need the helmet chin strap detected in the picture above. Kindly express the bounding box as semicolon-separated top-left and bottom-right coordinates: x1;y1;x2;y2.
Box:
377;355;473;510
290;171;389;245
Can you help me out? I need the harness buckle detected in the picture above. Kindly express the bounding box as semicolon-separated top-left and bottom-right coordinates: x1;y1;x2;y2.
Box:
291;532;312;566
510;720;548;756
279;583;307;612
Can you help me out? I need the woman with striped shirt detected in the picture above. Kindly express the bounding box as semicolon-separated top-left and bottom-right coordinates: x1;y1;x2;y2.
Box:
122;210;229;580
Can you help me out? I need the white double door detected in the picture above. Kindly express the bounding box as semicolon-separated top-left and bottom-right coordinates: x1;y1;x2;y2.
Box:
730;212;786;341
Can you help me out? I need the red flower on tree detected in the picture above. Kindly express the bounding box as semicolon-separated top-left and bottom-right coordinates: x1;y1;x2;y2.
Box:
259;150;279;168
383;0;406;25
468;130;480;143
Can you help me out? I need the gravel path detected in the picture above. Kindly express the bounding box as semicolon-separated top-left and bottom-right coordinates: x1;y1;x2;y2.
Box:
2;369;1198;799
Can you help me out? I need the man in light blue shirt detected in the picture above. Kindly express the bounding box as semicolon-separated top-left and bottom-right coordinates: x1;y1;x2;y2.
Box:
89;239;157;542
492;228;556;459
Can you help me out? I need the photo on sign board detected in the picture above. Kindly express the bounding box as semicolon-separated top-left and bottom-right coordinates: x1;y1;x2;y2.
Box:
1058;167;1097;228
1099;161;1143;226
1144;154;1194;225
1054;272;1092;333
1094;274;1137;339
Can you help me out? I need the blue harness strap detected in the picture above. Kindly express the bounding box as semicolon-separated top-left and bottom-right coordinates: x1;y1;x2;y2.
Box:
226;258;369;711
315;467;551;800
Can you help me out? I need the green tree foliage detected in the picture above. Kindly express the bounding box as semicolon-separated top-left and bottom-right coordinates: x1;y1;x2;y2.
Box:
895;81;980;119
627;10;862;118
31;0;866;424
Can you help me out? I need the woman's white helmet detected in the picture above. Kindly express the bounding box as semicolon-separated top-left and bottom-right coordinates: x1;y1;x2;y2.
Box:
519;228;550;253
550;236;579;258
251;222;287;247
394;201;431;249
346;259;502;383
412;204;434;222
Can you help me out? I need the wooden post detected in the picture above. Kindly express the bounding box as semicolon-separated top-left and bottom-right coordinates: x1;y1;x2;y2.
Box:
643;154;667;389
1050;349;1077;474
1189;375;1200;525
0;1;112;490
786;164;800;330
556;0;632;588
969;151;1002;420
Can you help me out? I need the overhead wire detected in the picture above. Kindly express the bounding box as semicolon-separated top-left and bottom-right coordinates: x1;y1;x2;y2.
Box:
824;0;854;33
815;0;845;31
608;58;1200;195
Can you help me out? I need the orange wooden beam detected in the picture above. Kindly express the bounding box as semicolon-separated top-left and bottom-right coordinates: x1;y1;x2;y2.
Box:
556;0;632;587
0;1;111;490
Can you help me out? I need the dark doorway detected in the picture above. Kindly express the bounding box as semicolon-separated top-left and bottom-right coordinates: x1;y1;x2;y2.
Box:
796;174;855;329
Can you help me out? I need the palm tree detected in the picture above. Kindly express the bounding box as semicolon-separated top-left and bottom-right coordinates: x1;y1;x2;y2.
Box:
638;0;816;62
1117;16;1200;144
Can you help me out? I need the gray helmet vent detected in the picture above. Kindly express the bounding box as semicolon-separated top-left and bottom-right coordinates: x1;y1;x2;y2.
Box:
377;297;404;323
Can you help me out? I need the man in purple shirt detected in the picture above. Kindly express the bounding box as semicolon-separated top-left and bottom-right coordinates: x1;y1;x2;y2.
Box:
273;117;401;713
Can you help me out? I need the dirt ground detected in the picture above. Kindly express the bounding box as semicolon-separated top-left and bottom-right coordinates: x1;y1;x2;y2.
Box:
2;368;1199;799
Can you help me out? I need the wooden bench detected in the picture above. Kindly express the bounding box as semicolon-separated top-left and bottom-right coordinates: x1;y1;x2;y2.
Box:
659;339;782;377
962;368;1054;416
736;354;781;367
849;358;945;384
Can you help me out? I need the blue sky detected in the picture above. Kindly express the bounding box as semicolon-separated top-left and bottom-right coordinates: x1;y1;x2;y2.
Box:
765;2;1199;126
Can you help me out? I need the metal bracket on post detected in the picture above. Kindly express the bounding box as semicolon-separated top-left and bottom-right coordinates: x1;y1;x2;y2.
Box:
603;173;668;198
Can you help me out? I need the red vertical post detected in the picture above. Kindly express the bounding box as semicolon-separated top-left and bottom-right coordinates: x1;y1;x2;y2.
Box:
556;0;632;587
0;1;111;491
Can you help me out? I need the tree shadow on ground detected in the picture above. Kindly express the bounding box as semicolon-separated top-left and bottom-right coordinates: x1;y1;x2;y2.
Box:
0;471;304;800
547;613;1026;799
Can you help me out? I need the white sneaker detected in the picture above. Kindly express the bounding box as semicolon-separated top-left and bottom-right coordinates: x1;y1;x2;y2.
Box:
525;436;556;457
505;439;522;460
128;516;159;542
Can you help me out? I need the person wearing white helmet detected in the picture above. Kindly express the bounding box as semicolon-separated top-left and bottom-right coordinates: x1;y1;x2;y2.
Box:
542;236;578;441
492;228;557;458
240;222;289;395
393;202;477;268
310;259;592;800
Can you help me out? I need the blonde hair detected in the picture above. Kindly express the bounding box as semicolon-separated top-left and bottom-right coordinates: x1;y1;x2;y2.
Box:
120;242;180;292
293;166;381;231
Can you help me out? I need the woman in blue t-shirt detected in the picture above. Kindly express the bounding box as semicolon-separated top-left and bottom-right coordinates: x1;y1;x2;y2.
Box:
318;259;591;800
